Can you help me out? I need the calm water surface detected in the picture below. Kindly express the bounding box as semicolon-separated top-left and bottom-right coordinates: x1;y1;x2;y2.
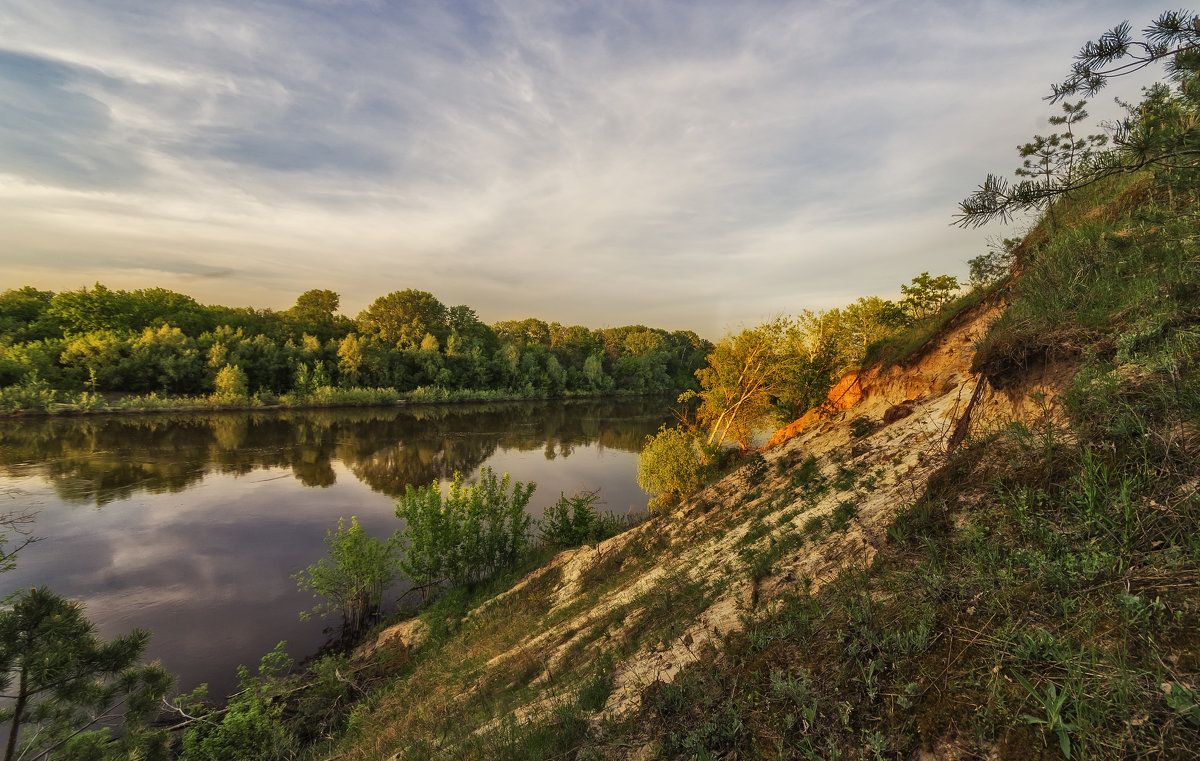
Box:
0;398;671;697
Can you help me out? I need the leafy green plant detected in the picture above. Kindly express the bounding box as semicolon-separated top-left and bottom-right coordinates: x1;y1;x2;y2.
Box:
1164;683;1200;727
741;453;768;481
178;642;296;761
849;416;873;439
827;500;858;532
293;516;398;639
0;372;57;412
576;651;615;712
395;467;534;590
538;491;602;548
1014;672;1079;759
768;667;813;707
0;587;172;761
637;425;705;511
802;515;825;537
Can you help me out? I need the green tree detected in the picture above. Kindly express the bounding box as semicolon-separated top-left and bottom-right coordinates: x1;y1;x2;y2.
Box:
687;318;800;449
293;516;398;639
769;311;845;423
291;289;339;321
582;352;612;392
968;239;1018;288
492;318;550;348
127;287;211;336
900;272;960;321
446;305;497;355
284;289;348;342
0;588;172;761
47;284;142;336
60;331;130;391
0;287;56;344
839;296;908;363
1008;100;1108;229
124;324;205;394
357;289;448;349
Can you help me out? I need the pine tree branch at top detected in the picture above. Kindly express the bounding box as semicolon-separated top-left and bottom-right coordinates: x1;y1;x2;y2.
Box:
1052;12;1200;101
956;10;1200;229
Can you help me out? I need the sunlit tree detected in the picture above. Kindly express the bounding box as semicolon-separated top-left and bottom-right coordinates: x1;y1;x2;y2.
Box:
357;289;448;349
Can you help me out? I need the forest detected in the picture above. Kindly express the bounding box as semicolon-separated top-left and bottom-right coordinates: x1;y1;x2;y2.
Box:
0;285;712;408
0;270;971;417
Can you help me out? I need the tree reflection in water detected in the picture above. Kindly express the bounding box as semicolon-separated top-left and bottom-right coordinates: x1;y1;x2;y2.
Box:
0;397;673;506
0;397;673;700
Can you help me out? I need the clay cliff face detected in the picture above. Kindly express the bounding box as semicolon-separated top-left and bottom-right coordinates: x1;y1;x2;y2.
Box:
769;293;1073;450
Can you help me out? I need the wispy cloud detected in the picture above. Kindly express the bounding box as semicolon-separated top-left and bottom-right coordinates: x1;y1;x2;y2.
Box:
0;0;1170;335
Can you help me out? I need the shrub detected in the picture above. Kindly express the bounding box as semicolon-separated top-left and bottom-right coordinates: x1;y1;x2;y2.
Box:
538;491;601;548
178;643;295;761
0;372;57;412
211;363;249;402
637;426;704;511
292;516;399;640
537;491;629;548
395;467;535;590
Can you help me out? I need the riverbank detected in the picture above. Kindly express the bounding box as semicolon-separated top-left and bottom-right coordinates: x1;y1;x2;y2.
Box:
0;383;681;419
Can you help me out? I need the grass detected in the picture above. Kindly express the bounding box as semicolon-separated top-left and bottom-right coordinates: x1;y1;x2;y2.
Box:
444;169;1199;759
278;169;1200;760
864;281;1004;369
0;382;670;417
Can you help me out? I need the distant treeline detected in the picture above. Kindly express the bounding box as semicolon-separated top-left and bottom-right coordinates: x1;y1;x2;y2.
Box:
0;284;712;399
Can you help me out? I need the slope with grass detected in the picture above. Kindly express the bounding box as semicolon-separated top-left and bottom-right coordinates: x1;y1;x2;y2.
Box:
310;169;1198;760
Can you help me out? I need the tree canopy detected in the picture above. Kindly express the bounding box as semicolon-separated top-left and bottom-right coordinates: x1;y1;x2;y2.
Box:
357;289;449;349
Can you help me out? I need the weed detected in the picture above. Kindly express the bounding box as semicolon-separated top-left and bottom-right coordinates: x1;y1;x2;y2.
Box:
741;453;769;481
768;667;813;707
1014;672;1079;759
849;416;874;439
827;500;858;532
1164;683;1200;727
789;455;824;492
576;651;615;712
832;465;858;492
802;515;825;537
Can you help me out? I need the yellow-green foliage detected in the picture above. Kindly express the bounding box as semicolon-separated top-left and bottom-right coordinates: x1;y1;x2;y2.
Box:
636;425;704;510
211;363;249;402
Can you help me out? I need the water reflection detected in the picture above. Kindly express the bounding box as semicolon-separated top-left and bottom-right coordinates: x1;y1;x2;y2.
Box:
0;397;669;506
0;398;670;698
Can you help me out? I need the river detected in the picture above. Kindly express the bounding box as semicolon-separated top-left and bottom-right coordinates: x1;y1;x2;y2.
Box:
0;397;671;697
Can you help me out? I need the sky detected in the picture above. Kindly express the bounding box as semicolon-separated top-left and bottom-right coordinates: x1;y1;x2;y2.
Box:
0;0;1175;338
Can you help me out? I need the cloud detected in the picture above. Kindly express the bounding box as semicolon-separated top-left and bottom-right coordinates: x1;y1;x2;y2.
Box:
0;0;1173;335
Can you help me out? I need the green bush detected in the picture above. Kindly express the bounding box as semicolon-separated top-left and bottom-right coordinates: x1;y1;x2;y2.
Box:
292;516;398;639
0;372;57;412
177;643;295;761
211;363;249;402
537;491;630;549
637;426;704;511
395;467;535;590
538;492;601;548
